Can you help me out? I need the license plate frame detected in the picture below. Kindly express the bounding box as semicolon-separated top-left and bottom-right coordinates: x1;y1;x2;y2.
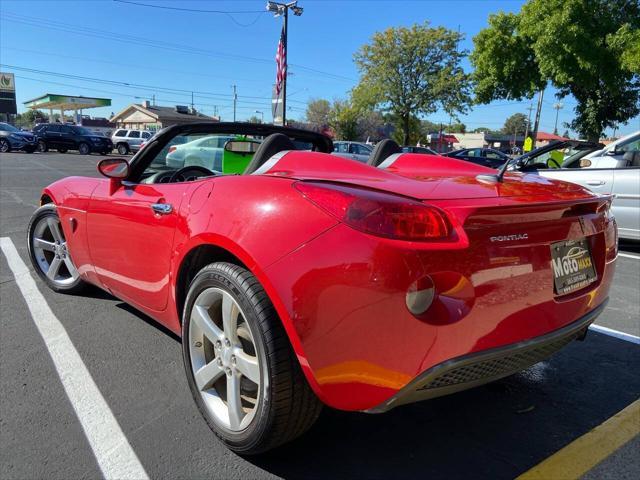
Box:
551;238;597;295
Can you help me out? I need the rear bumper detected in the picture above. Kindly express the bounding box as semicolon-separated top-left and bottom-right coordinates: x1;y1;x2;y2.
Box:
367;299;607;413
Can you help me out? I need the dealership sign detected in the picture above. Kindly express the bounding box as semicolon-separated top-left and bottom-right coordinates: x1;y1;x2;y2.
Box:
0;72;17;114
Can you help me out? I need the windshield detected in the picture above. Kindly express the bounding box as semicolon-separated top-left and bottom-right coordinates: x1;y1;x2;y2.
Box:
72;126;94;136
0;123;19;132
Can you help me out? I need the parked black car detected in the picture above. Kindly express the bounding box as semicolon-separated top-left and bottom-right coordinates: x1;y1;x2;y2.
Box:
443;147;510;168
402;146;437;154
0;122;38;153
33;123;113;155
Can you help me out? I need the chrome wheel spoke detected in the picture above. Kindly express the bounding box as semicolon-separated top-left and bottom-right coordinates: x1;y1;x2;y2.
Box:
192;305;223;343
234;350;260;384
47;257;62;281
33;238;55;252
47;217;64;243
221;294;239;342
190;287;261;432
194;360;225;391
226;373;244;430
63;255;79;279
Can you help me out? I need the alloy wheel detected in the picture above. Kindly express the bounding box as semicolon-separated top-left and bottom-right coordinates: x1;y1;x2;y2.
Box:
31;215;79;286
189;287;262;432
0;139;9;153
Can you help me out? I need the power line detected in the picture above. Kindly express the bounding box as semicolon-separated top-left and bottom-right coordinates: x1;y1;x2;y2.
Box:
0;11;354;82
1;64;308;105
113;0;264;14
113;0;266;27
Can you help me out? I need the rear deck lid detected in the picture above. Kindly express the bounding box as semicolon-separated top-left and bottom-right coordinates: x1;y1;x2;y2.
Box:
260;151;587;200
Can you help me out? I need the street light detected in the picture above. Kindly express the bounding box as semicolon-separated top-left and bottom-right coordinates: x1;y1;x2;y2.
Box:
255;110;264;123
266;1;303;125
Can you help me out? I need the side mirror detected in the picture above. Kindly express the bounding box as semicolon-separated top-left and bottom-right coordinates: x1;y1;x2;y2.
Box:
98;158;129;179
579;158;592;168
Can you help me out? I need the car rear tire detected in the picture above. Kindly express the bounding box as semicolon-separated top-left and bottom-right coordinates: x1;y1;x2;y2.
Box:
27;204;86;294
117;144;129;155
182;262;322;455
78;143;90;155
37;140;48;152
57;148;68;153
0;139;10;153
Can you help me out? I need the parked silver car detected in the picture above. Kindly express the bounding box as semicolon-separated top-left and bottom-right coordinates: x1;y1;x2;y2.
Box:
515;132;640;240
332;141;373;163
111;129;153;155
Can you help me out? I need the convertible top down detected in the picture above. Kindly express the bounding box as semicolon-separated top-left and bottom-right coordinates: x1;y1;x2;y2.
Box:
28;123;617;453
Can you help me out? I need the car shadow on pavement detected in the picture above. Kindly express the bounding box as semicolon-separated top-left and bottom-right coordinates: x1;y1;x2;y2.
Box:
114;302;182;343
249;333;640;479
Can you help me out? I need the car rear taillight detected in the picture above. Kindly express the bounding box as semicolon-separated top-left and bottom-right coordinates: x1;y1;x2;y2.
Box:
168;146;177;153
294;181;452;241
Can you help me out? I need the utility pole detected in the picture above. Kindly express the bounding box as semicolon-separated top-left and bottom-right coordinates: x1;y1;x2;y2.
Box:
267;1;303;126
191;91;194;112
232;85;237;122
553;102;563;135
152;94;156;106
524;101;534;140
531;89;545;148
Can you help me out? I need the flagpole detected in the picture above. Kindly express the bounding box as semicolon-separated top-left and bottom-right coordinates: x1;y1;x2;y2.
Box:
268;2;303;126
282;6;288;126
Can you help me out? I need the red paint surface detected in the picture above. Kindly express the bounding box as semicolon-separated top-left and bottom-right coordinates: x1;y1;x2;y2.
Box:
41;151;616;411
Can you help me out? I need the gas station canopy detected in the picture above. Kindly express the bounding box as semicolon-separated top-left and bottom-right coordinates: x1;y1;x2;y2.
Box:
24;93;111;111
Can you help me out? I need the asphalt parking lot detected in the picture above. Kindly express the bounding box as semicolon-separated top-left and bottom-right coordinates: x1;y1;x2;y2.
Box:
1;151;638;480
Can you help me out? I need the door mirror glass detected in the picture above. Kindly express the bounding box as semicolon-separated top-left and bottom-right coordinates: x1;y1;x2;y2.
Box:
98;158;129;178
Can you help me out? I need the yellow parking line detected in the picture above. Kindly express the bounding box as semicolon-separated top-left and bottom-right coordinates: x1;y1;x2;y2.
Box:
517;399;640;480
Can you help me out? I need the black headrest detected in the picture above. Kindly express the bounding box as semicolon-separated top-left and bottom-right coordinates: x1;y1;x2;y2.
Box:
243;133;295;174
367;139;401;167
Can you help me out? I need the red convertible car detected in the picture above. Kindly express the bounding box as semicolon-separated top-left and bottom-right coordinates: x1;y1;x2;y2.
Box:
27;124;617;454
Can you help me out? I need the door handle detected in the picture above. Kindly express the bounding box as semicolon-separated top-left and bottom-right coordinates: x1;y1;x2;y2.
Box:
151;203;173;215
586;180;606;186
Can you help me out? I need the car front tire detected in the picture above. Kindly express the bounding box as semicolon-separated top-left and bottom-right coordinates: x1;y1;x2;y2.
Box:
0;139;11;153
27;204;86;294
182;262;322;454
78;142;90;155
37;140;48;152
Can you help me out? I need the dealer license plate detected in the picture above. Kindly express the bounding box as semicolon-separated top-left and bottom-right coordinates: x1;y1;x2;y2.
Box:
551;238;597;295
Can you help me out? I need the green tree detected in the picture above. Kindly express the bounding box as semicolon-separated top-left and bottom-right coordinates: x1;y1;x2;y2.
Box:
329;100;359;140
305;98;331;127
449;122;467;133
353;22;471;145
471;0;640;141
609;24;640;74
246;115;262;124
14;109;47;129
503;113;528;135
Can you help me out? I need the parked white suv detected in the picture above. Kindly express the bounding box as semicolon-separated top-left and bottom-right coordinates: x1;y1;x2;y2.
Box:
111;129;153;155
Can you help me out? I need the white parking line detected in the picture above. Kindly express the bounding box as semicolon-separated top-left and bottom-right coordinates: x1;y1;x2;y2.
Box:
0;237;149;480
618;252;640;260
589;324;640;345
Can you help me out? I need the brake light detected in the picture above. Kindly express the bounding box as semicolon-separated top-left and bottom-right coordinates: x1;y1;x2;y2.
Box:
168;146;177;153
294;181;452;241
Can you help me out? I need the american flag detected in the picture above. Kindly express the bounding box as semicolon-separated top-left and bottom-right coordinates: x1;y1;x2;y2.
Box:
275;26;286;96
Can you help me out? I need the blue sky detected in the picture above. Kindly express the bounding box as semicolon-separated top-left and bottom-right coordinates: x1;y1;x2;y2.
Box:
1;0;638;137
